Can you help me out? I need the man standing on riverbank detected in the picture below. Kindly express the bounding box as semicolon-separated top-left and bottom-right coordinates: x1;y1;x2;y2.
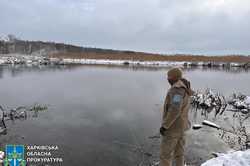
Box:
160;67;193;166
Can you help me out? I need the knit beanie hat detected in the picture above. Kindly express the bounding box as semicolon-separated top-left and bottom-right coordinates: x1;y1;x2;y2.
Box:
167;67;182;80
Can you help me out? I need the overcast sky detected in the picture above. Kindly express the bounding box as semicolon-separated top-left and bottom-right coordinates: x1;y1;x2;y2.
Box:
0;0;249;55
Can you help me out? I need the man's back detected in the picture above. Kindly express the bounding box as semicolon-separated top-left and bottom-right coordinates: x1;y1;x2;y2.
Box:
161;79;191;137
160;67;193;166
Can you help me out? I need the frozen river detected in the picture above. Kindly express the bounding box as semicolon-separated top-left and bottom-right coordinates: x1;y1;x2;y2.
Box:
0;65;249;165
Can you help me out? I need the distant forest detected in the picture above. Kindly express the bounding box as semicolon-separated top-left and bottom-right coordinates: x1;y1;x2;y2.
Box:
1;37;250;63
0;38;123;56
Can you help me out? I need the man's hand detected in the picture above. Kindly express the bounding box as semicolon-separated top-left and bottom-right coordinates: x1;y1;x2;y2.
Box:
160;126;166;136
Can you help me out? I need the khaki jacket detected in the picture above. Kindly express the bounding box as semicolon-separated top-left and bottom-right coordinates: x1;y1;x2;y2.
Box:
162;79;192;137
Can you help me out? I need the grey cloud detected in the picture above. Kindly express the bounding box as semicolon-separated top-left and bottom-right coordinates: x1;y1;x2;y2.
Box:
0;0;249;55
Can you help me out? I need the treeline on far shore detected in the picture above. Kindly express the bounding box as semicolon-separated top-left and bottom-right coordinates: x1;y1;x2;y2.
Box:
51;52;250;63
0;36;250;63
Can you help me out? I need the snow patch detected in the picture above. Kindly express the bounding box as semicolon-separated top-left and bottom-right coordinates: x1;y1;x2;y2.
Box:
62;58;185;67
0;34;18;42
245;96;250;105
201;150;250;166
0;35;10;42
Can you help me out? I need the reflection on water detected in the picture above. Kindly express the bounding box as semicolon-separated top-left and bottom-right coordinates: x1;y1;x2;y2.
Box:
0;104;48;137
0;65;79;78
0;65;249;166
0;64;249;79
183;66;250;73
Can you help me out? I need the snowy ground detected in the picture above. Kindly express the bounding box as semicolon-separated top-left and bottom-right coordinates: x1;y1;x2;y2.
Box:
62;58;186;67
201;150;250;166
0;54;248;68
61;58;249;68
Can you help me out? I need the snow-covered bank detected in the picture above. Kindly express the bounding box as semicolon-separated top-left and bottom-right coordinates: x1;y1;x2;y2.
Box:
0;54;54;65
192;89;250;115
61;58;250;68
201;150;250;166
0;55;249;68
0;55;187;67
62;58;185;67
62;58;250;68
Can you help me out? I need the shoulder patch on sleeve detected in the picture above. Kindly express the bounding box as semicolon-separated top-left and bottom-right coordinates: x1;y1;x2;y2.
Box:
172;94;182;104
